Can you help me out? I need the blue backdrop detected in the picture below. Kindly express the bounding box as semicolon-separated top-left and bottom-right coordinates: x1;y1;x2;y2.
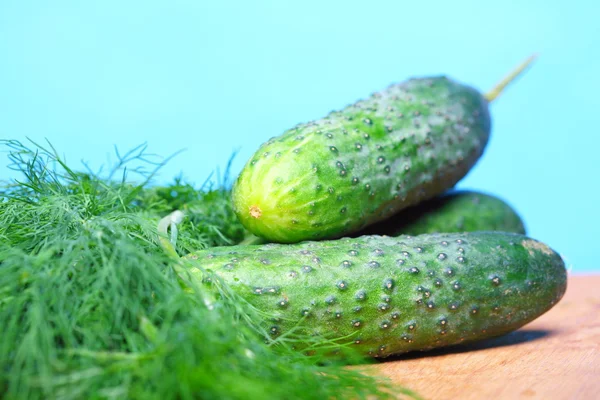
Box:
0;1;597;272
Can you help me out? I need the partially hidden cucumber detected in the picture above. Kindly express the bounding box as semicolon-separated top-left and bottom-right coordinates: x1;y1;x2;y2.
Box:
232;56;536;243
358;190;526;237
184;231;566;357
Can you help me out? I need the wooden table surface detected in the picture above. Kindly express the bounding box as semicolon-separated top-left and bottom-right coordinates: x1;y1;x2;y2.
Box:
369;274;600;400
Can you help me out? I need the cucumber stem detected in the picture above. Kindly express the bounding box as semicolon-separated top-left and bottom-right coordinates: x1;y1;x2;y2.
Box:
157;211;218;309
485;54;538;102
157;210;185;259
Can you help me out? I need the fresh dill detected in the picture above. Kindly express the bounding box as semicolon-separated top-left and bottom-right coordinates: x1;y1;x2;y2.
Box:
0;139;409;400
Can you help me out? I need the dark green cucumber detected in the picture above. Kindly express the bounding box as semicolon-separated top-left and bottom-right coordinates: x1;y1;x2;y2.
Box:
184;231;566;358
232;57;536;243
359;190;526;237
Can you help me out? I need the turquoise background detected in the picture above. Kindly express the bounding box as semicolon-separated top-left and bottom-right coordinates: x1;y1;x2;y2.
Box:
0;1;597;272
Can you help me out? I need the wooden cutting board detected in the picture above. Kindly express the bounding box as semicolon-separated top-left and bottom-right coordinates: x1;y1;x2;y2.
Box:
368;274;600;400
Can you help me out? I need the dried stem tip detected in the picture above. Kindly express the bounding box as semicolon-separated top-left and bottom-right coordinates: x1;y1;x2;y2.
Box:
249;205;262;219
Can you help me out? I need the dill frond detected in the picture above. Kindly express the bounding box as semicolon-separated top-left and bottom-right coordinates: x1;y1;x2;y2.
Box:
0;139;400;400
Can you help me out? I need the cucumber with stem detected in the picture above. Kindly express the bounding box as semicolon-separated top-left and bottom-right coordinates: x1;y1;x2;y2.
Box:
232;56;536;243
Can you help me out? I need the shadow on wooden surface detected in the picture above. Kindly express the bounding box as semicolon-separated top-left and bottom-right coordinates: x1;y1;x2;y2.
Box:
380;329;553;363
372;275;600;400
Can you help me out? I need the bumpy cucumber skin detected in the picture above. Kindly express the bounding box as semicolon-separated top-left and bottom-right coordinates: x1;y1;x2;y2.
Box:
232;77;490;243
185;232;566;358
359;190;526;237
242;190;526;245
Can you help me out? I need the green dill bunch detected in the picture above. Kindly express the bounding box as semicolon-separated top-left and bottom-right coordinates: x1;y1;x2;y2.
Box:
0;140;398;400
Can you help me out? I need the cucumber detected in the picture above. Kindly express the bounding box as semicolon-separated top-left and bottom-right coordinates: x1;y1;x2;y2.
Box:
184;231;566;357
240;190;526;245
232;56;536;243
359;190;526;237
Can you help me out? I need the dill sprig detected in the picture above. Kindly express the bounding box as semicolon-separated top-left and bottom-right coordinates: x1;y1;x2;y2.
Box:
0;139;404;400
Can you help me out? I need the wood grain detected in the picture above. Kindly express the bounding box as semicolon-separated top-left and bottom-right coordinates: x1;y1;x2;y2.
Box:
368;274;600;400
